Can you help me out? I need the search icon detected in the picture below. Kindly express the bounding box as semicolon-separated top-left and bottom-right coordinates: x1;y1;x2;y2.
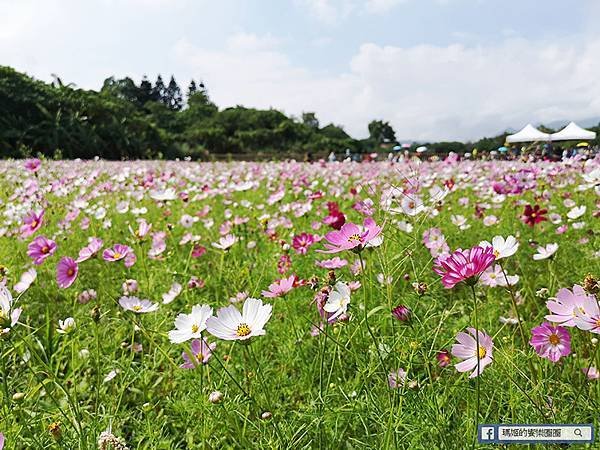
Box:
574;428;582;437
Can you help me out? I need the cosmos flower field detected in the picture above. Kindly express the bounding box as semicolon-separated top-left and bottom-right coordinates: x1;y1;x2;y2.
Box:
0;156;599;449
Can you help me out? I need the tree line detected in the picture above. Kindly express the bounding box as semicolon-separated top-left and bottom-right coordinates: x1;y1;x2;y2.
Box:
1;66;598;160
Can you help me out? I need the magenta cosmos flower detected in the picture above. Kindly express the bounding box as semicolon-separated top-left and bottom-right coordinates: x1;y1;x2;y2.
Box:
180;338;216;369
292;232;317;255
261;275;295;298
56;257;78;288
451;328;494;378
27;235;57;265
319;217;382;254
433;246;496;289
529;322;571;362
20;210;44;237
103;244;131;262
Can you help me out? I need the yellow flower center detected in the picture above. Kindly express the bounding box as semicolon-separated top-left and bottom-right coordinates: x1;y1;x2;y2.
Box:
67;268;74;276
596;319;600;328
196;353;204;362
133;305;142;312
348;234;362;243
236;323;251;337
31;220;38;229
531;213;536;218
191;324;199;333
549;334;560;345
42;246;49;254
493;249;500;258
113;252;122;259
478;346;487;359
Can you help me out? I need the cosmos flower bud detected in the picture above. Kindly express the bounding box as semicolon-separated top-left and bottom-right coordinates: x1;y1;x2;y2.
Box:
91;305;101;323
261;411;272;420
12;392;25;402
536;288;549;298
412;282;428;296
208;391;223;404
48;421;62;440
583;274;599;295
391;304;411;322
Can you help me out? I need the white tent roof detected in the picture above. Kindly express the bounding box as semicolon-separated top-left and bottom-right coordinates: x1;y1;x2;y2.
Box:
506;124;550;143
550;121;596;141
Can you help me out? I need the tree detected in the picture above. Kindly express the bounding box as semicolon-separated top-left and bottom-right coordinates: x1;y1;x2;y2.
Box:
301;112;319;129
138;76;154;105
165;75;183;111
187;80;198;99
368;120;396;145
152;75;166;104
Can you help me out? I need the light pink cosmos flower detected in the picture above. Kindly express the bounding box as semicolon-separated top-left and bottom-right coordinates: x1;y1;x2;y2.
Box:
529;322;571;362
180;338;216;369
119;296;158;313
583;367;599;380
545;285;591;327
479;265;519;288
206;297;272;341
433;246;496;289
129;219;152;239
24;158;41;173
56;257;78;289
262;275;295;298
14;268;36;294
76;237;103;263
292;232;317;255
27;235;57;265
21;210;44;237
451;328;494;378
319;217;382;254
315;257;348;269
574;295;600;333
388;368;407;388
103;244;131;262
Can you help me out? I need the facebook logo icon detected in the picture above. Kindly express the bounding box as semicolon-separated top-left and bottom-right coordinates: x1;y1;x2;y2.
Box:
481;427;495;441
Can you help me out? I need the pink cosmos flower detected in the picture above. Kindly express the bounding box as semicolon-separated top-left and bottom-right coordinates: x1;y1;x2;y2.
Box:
391;304;411;322
451;328;494;378
76;237;103;263
315;257;348;269
27;235;57;265
21;210;44;237
103;244;131;262
545;285;591;327
319;217;382;254
292;232;317;255
433;246;496;289
56;257;78;288
529;322;571;362
129;219;152;239
262;275;295;298
323;202;345;230
24;158;41;173
180;339;216;369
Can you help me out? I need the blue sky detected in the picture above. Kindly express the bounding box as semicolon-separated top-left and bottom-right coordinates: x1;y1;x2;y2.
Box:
1;0;599;140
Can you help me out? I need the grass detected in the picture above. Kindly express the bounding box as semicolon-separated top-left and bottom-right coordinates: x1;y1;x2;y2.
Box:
0;158;598;449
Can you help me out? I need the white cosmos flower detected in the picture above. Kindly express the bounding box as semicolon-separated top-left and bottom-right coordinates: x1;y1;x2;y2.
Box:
400;195;426;216
162;282;183;304
206;298;272;341
324;282;351;321
14;268;36;294
0;286;22;334
533;243;559;260
168;304;213;343
451;214;470;230
57;317;76;334
567;205;586;220
150;188;178;201
479;235;519;259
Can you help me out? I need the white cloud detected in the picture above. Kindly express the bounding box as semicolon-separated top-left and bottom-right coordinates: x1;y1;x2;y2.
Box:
365;0;406;14
296;0;357;24
174;34;600;141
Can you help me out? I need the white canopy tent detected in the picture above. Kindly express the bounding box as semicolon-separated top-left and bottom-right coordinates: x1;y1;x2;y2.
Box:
505;124;550;143
550;121;596;141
